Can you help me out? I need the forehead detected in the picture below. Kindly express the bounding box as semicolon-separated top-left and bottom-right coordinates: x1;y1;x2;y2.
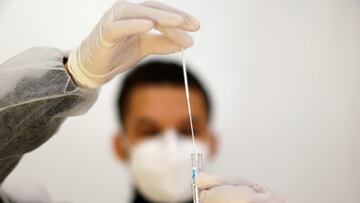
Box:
125;85;208;124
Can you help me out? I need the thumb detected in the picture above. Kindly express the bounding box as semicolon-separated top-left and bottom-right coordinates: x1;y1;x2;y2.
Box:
196;172;266;193
196;172;223;189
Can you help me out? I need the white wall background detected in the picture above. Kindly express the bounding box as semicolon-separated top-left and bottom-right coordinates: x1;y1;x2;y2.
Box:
1;0;360;202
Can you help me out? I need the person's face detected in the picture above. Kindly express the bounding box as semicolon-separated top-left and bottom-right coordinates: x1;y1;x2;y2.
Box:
113;84;217;160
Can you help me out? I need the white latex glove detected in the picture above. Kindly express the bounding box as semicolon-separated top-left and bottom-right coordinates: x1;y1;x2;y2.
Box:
2;182;53;203
196;173;285;203
68;0;200;89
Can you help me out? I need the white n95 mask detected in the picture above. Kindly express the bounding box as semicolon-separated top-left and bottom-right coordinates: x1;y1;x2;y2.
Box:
128;129;209;203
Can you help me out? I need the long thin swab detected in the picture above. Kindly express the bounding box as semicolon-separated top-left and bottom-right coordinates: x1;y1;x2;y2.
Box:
181;48;197;155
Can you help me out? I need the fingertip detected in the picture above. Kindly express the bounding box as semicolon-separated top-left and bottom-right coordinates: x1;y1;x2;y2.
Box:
182;36;194;48
188;16;201;31
195;172;210;188
196;172;224;190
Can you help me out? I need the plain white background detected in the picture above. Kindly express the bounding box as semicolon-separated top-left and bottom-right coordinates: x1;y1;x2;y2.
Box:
1;0;360;202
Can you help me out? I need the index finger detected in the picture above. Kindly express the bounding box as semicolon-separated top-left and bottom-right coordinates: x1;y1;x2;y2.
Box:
142;1;200;31
114;4;185;28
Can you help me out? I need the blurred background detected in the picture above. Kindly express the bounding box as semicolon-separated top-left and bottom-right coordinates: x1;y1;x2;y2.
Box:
0;0;360;202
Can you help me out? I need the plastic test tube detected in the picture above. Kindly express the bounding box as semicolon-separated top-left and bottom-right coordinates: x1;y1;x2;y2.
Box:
191;153;203;203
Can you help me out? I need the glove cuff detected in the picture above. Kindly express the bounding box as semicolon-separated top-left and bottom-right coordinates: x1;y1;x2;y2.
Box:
67;49;101;90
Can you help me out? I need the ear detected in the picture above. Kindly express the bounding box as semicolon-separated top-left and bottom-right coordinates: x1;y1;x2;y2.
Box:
207;130;219;159
112;132;128;161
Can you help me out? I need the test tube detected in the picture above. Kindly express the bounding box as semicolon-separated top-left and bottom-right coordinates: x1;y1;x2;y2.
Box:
191;153;203;203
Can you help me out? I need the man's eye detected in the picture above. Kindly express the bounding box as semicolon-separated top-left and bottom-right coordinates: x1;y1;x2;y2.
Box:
179;128;198;136
140;129;159;137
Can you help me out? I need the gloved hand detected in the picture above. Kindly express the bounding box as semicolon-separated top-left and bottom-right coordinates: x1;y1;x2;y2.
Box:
196;173;285;203
68;0;200;89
